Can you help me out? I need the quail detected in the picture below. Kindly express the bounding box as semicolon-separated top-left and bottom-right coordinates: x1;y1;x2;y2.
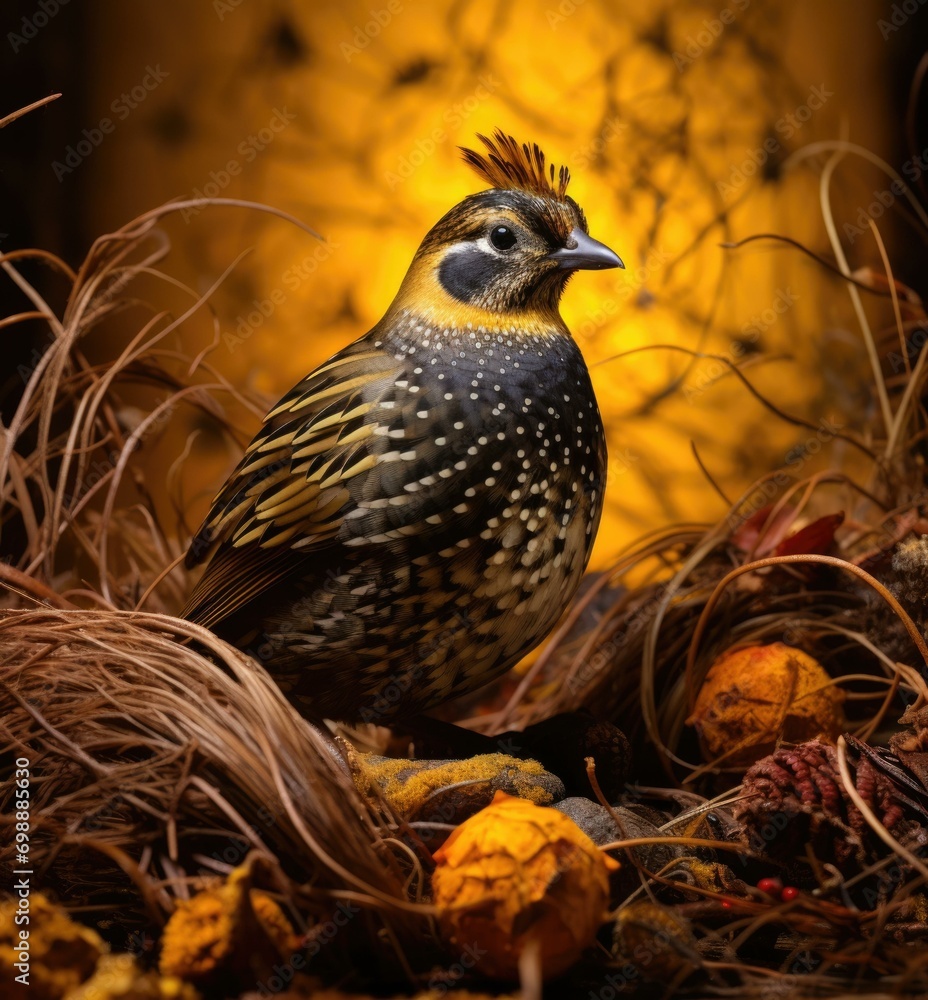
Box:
183;130;623;723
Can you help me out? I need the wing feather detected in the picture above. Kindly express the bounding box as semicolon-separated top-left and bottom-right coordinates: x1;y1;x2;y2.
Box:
182;331;517;631
182;339;400;623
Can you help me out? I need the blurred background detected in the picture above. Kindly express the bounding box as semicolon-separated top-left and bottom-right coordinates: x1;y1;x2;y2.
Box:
1;0;924;569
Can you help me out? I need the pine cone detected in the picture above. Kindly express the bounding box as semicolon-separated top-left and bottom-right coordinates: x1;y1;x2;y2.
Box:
890;536;928;617
735;738;928;872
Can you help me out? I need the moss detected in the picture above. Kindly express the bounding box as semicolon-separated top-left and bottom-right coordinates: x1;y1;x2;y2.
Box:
0;893;103;1000
69;953;200;1000
159;865;299;983
353;752;559;816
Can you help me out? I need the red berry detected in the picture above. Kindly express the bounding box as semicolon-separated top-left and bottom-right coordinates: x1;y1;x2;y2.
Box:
757;877;783;897
781;886;801;902
721;900;733;909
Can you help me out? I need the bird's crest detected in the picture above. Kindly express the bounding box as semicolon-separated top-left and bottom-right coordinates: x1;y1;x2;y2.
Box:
461;129;570;202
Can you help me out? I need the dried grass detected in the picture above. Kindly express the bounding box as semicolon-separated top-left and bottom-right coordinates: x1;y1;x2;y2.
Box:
0;149;430;980
2;90;928;996
0;609;422;938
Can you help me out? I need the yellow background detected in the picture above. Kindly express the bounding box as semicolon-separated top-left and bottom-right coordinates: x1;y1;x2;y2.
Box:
80;0;892;568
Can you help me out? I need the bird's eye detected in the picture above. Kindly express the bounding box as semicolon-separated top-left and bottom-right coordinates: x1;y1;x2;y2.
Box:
489;225;517;251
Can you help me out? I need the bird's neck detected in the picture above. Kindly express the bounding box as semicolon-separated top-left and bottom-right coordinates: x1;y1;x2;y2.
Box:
371;305;583;385
385;255;565;338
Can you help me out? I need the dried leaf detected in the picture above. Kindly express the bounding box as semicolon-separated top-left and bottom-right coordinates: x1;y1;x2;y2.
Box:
431;791;618;980
731;504;798;556
159;862;301;988
774;512;844;557
687;644;845;768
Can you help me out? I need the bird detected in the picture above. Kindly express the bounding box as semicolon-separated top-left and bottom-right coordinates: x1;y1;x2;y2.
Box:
183;129;623;724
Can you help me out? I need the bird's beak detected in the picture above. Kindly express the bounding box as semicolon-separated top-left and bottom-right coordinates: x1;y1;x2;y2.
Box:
548;228;624;271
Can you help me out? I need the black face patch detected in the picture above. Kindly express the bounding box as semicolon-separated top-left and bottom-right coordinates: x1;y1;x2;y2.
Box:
438;246;505;303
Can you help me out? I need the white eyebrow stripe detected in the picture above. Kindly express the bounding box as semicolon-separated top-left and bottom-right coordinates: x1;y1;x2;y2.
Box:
442;237;496;255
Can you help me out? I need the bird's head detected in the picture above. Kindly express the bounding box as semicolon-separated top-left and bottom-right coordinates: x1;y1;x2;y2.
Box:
390;130;623;326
